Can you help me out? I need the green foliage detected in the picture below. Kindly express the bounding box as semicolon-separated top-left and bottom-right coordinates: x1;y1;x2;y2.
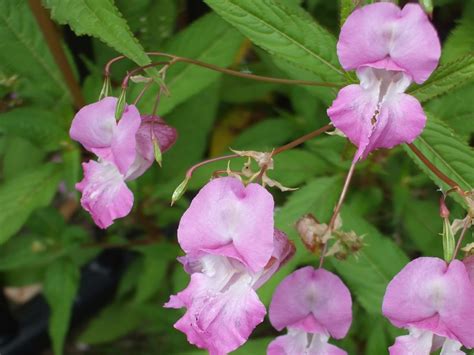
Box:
409;54;474;103
332;208;409;314
404;115;474;195
0;164;62;244
203;0;345;84
441;1;474;63
0;107;68;151
0;1;69;104
150;13;244;115
43;257;80;355
43;0;161;82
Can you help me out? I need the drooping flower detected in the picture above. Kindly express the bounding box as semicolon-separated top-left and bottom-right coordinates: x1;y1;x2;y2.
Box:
70;97;141;174
70;98;177;228
327;3;441;161
165;177;294;354
382;257;474;354
268;266;352;355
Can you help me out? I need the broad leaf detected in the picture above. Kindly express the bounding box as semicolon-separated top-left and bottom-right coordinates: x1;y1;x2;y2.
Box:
331;207;409;314
0;164;61;244
0;107;67;151
203;0;345;84
403;115;474;195
409;54;474;103
43;258;80;355
43;0;159;80
0;1;69;104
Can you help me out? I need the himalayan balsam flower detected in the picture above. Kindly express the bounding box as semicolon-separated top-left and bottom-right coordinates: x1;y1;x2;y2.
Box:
382;257;474;354
70;97;177;228
268;266;352;355
327;3;441;161
165;177;294;355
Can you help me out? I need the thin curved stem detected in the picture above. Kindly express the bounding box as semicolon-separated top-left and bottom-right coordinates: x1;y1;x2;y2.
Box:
407;143;465;196
185;154;241;180
319;160;357;268
105;52;341;88
272;124;332;156
121;61;170;89
451;217;472;262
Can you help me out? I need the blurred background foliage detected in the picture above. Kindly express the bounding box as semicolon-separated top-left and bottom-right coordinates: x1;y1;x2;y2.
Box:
0;0;473;354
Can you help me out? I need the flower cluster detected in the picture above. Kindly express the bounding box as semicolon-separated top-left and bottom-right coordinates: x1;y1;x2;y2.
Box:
268;267;352;355
327;2;441;161
70;97;177;228
165;177;294;354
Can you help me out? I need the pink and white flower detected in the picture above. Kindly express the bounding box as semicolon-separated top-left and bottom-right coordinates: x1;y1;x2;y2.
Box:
382;257;474;354
70;97;177;228
268;266;352;355
327;3;441;161
165;178;294;354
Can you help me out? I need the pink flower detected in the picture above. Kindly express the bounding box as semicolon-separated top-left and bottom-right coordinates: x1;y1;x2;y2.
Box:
382;257;474;354
177;177;275;272
327;3;441;161
166;177;294;354
463;256;474;284
268;267;352;355
70;97;141;174
70;98;177;228
165;230;294;355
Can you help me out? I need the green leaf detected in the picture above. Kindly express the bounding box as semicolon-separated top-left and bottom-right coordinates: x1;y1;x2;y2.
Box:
43;0;159;81
203;0;344;84
137;13;244;116
331;207;409;314
0;107;68;151
78;302;143;345
269;149;330;186
0;164;61;244
231;118;298;151
424;82;474;141
403;115;474;194
409;55;474;103
132;243;179;304
441;1;474;64
43;258;80;355
0;1;69;104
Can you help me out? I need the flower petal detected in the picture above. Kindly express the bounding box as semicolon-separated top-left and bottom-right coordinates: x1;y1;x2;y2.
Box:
388;328;434;355
69;97;117;151
382;257;474;347
269;267;352;339
178;177;275;272
110;104;141;174
326;84;376;161
254;229;295;289
337;3;440;83
327;82;426;161
76;160;133;229
463;256;474;284
164;255;266;355
268;329;347;355
126;115;178;180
